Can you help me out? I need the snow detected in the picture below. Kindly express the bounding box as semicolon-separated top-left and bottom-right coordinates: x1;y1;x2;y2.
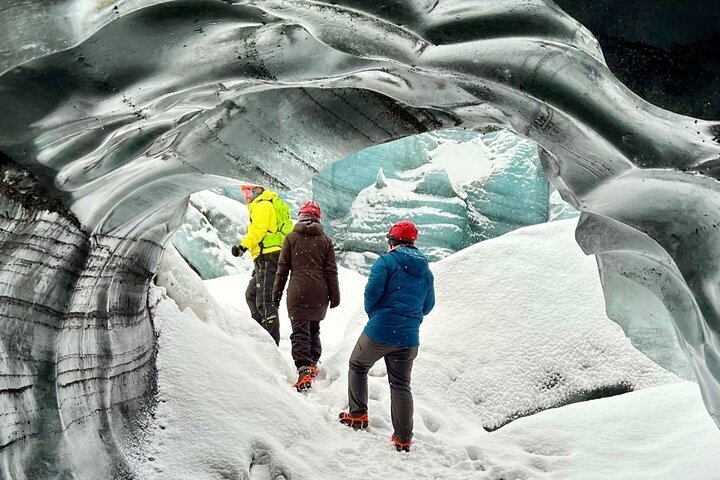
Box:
139;219;720;479
412;135;495;186
417;219;674;431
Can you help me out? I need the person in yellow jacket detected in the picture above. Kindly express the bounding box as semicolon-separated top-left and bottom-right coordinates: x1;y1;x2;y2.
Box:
231;185;286;345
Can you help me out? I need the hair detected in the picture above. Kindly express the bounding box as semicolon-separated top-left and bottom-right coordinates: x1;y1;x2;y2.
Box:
388;237;414;248
298;213;319;222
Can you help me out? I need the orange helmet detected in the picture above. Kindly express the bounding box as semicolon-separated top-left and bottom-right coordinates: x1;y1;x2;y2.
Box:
240;184;263;202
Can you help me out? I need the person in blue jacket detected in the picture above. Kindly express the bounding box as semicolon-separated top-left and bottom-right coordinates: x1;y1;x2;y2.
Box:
339;220;435;452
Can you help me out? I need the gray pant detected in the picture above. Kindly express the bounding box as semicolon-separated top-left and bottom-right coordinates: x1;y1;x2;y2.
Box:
348;333;418;443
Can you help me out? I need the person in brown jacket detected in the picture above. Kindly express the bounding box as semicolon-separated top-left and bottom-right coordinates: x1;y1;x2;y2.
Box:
272;201;340;392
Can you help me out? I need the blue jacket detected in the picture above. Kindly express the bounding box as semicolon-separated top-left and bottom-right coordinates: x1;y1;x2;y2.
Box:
363;246;435;347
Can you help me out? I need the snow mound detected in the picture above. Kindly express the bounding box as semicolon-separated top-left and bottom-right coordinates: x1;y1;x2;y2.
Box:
416;219;675;431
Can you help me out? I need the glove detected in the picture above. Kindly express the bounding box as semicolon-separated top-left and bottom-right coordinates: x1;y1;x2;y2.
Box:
330;298;340;309
231;245;247;257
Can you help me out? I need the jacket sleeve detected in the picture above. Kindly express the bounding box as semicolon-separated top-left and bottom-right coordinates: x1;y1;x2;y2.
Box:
324;239;340;306
272;234;292;304
422;270;436;315
240;201;273;250
364;256;388;315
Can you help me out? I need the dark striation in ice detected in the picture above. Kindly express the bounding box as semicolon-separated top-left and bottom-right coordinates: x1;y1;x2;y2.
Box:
0;0;719;477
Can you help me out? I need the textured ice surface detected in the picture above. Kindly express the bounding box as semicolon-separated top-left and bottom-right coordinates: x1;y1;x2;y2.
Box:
457;130;548;239
600;269;695;380
548;188;580;222
1;0;720;477
327;129;550;271
171;190;252;279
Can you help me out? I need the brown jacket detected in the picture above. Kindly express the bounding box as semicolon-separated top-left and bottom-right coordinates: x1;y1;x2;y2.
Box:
272;219;340;322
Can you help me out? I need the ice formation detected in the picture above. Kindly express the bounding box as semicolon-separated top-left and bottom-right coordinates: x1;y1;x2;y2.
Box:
320;129;550;271
1;0;719;477
172;190;252;279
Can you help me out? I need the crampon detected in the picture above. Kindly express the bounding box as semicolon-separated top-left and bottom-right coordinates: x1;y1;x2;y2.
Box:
391;435;411;452
338;412;368;430
293;370;312;392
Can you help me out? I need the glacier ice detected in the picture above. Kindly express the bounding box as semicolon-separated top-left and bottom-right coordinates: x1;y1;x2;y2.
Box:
460;130;549;238
172;190;252;279
548;188;580;222
600;268;695;381
1;0;720;477
321;129;551;271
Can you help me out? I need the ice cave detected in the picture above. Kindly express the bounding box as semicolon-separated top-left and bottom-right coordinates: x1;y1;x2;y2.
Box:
1;0;719;478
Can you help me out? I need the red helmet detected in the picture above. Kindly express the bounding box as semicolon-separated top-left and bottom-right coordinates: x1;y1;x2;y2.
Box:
387;221;418;242
298;201;322;219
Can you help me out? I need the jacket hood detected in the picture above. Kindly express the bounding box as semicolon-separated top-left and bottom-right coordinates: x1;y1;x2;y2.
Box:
389;246;429;276
250;189;278;204
293;218;324;236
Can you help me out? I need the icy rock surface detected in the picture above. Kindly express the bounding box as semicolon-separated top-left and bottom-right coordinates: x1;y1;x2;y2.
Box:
1;0;720;477
171;190;252;279
172;186;308;279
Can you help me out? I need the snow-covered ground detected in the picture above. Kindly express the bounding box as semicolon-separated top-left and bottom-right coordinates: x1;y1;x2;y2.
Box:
138;219;720;479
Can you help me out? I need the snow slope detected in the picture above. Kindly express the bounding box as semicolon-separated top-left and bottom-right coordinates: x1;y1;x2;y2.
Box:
137;220;719;479
416;219;673;430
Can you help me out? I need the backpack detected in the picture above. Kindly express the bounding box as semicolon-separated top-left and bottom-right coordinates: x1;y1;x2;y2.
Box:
271;197;293;236
260;197;293;249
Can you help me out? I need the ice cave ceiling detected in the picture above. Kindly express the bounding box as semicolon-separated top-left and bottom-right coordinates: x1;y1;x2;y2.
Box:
1;0;719;478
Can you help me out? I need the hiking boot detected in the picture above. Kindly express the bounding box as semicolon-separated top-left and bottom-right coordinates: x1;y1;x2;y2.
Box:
391;435;411;452
338;412;368;430
293;368;312;392
309;363;318;378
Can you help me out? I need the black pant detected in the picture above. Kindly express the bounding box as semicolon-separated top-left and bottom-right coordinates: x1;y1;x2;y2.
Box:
348;333;418;443
290;319;321;370
245;251;280;345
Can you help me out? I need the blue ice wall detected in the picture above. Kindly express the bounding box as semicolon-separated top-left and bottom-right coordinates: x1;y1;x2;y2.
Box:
312;132;441;221
466;130;549;240
183;130;554;276
314;129;551;267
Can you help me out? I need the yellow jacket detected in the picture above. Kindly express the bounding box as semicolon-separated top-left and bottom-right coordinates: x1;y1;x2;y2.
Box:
240;189;282;259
